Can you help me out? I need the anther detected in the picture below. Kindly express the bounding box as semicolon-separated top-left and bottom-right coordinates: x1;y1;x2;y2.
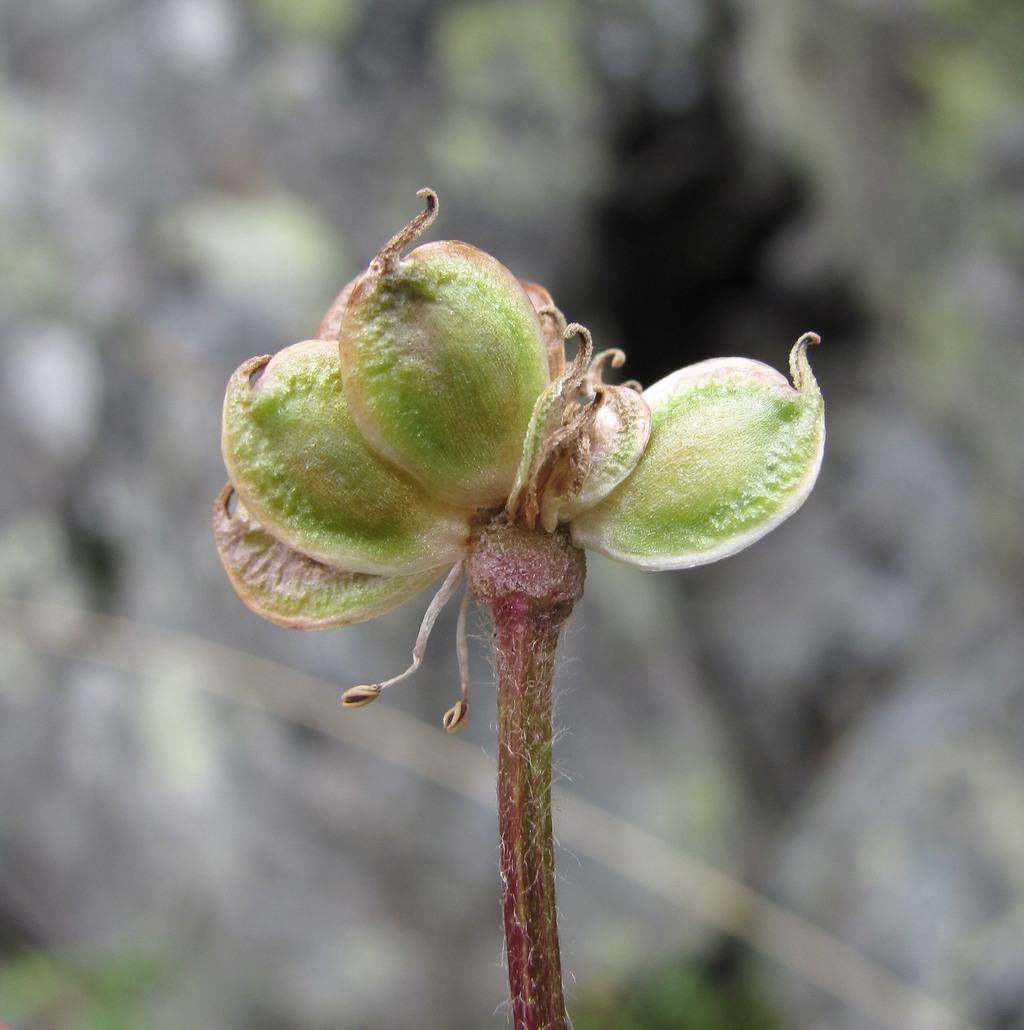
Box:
341;562;465;708
442;700;470;733
440;579;472;732
342;685;381;708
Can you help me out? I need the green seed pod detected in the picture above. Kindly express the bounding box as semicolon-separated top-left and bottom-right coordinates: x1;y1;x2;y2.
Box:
555;381;651;525
570;334;825;569
222;339;471;576
507;325;652;532
339;190;550;508
213;485;442;628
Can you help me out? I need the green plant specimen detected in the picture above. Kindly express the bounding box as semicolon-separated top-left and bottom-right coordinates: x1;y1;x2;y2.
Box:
213;190;824;1029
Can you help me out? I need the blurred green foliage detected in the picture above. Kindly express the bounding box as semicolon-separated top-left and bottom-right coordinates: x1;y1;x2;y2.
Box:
247;0;362;42
0;947;171;1030
160;190;348;338
572;950;780;1030
428;0;604;213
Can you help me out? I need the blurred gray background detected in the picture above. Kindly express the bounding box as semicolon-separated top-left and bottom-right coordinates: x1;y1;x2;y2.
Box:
1;1;1023;1028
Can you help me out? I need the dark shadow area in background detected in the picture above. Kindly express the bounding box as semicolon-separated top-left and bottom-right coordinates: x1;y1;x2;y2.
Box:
590;10;866;385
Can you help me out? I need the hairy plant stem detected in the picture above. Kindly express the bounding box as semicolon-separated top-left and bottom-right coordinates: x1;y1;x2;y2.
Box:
468;513;586;1030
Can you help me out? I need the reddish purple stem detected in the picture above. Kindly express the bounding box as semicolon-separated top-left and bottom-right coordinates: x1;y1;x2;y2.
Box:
468;514;584;1030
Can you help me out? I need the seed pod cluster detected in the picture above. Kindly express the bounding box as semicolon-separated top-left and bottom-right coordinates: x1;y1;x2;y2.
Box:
215;189;825;724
